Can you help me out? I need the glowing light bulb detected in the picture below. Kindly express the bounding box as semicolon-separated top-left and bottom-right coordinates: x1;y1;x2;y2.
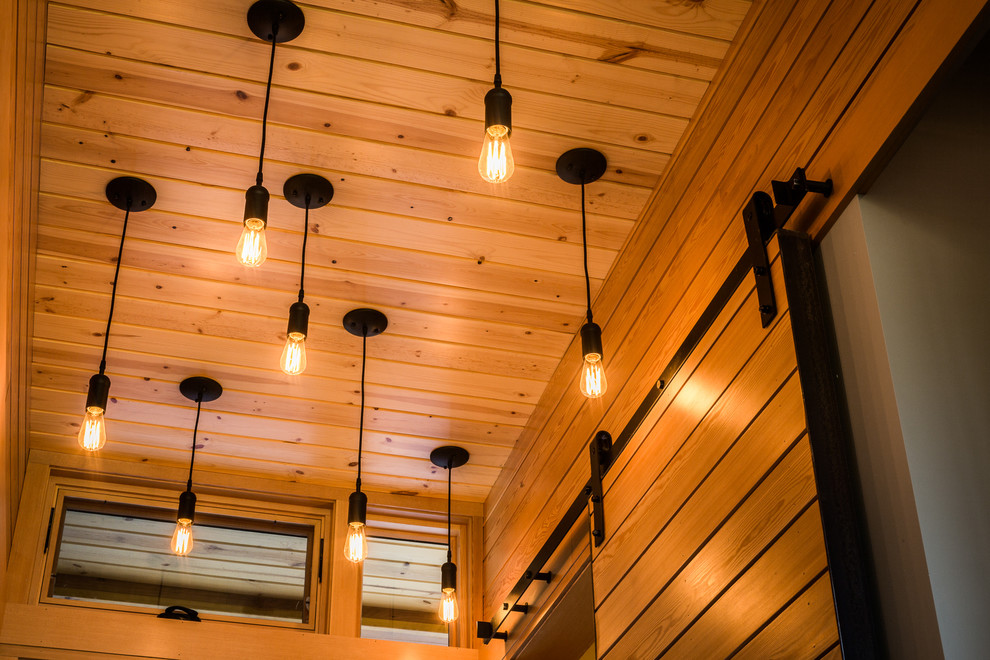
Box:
171;519;193;556
439;588;459;623
344;522;367;563
236;218;268;267
280;332;307;375
77;406;107;451
478;125;514;183
580;353;607;398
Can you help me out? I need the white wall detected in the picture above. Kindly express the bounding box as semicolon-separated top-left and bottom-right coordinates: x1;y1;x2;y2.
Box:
820;37;990;660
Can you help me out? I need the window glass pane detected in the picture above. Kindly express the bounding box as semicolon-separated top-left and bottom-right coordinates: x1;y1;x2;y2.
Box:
49;500;312;623
361;536;449;645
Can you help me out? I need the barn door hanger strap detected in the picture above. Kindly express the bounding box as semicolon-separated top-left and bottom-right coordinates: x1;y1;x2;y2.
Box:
588;430;613;547
743;167;832;327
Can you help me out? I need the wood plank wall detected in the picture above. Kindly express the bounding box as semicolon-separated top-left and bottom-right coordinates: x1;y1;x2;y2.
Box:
594;241;839;658
1;0;45;617
483;0;990;655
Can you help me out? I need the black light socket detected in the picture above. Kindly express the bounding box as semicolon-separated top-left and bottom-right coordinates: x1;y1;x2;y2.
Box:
85;373;111;411
441;560;457;591
177;490;196;523
581;322;604;360
484;86;512;134
287;301;310;337
243;184;270;225
347;490;367;526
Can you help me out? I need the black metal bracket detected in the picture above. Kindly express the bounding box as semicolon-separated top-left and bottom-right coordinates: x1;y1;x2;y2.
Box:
744;168;832;327
771;167;833;228
157;605;201;621
503;602;529;613
525;570;552;583
742;191;778;328
477;620;508;642
588;430;613;546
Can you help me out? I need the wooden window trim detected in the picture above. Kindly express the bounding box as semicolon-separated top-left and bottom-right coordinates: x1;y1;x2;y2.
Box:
365;508;473;648
35;475;329;632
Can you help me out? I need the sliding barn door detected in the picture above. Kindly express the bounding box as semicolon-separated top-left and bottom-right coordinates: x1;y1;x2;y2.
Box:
592;231;876;659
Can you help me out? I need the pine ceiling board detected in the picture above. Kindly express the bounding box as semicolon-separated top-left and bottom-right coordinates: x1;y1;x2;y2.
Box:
34;221;584;342
30;399;504;488
301;0;730;79
31;354;521;465
31;378;522;460
363;558;442;585
40;121;637;251
41;87;653;220
532;0;752;41
33;356;534;434
33;312;546;405
46;5;690;154
35;257;572;358
36;197;599;310
56;555;306;598
68;517;309;560
36;142;620;280
58;542;306;584
35;153;631;289
61;0;710;118
30;429;492;501
36;289;555;394
44;48;667;189
30;0;751;503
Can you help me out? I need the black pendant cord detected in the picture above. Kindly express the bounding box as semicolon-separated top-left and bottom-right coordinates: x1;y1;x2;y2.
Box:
256;18;280;187
446;462;453;563
99;203;132;375
493;0;501;87
581;181;593;324
186;391;203;492
355;331;367;492
298;200;310;302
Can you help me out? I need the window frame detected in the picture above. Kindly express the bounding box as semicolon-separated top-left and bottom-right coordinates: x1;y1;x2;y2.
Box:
38;476;329;631
363;509;474;647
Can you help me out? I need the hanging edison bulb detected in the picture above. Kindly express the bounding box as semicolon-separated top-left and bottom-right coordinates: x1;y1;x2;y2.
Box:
439;560;459;622
479;87;514;184
344;490;368;563
171;376;222;556
78;408;107;451
430;446;469;624
236;185;270;267
280;302;310;375
239;1;305;267
343;521;368;564
479;124;514;183
580;322;607;399
171;519;194;556
341;308;388;564
172;490;196;556
78;373;111;451
280;333;307;375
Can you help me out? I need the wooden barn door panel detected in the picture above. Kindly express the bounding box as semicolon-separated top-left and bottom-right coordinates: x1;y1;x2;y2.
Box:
592;231;873;659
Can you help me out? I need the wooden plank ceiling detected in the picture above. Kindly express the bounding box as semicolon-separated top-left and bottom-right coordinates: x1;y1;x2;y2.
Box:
31;0;751;502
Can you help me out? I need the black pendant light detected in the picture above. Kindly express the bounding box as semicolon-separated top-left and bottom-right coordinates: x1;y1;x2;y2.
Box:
236;0;305;267
557;148;609;399
479;0;514;183
78;177;156;452
171;377;223;556
431;445;469;623
279;174;334;375
341;308;388;563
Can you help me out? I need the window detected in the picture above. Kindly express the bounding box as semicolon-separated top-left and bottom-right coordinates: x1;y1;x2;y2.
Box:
41;482;325;629
361;536;449;645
